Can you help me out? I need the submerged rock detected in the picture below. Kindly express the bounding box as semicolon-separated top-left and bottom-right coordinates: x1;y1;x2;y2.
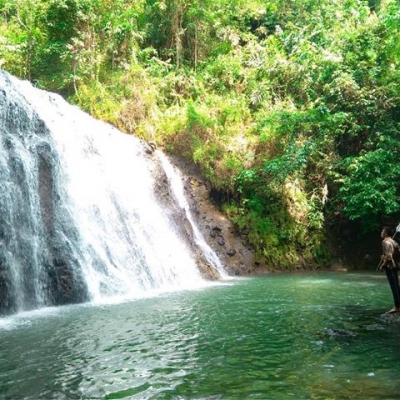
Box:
323;328;357;338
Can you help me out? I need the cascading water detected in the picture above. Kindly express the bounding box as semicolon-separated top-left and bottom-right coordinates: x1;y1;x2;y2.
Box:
157;151;226;277
0;70;224;315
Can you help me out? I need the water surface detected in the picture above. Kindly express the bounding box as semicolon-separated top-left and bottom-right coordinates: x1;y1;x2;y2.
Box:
0;272;399;399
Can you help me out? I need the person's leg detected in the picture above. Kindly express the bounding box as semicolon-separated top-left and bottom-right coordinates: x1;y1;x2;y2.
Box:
393;268;400;300
385;268;400;311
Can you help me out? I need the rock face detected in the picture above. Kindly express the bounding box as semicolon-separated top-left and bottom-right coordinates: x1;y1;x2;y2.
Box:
167;155;257;276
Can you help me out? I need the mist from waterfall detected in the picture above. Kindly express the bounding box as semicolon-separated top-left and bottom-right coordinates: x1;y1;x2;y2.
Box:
0;70;223;314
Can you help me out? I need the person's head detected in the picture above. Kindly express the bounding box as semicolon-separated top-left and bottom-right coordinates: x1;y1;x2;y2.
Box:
381;226;394;238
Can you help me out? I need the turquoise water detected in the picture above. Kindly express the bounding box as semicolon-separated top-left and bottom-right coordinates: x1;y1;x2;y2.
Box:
0;272;399;399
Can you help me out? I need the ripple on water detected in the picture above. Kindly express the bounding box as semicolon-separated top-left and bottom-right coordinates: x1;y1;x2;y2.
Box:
1;274;400;399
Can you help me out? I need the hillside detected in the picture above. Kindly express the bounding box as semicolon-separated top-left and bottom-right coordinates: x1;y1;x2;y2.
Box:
1;0;399;270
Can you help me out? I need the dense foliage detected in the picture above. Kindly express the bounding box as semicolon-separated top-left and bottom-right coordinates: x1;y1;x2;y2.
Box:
1;0;399;269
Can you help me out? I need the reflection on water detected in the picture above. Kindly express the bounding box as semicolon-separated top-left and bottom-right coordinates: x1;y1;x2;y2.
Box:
0;272;400;399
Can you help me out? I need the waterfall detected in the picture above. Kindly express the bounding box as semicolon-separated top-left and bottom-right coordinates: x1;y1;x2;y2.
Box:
156;151;226;277
0;70;224;315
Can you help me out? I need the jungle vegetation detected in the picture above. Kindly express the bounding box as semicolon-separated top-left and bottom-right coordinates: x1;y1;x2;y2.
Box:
1;0;399;269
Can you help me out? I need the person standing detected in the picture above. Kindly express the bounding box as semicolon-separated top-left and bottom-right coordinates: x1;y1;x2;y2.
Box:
379;226;400;313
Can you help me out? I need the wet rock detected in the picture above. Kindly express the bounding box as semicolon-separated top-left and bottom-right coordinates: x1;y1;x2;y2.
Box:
226;249;236;257
0;248;16;315
380;312;400;324
217;237;225;246
365;324;385;331
197;262;220;281
144;141;157;154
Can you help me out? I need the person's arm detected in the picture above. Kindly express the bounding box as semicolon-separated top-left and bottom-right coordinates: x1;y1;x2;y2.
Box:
391;238;400;267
